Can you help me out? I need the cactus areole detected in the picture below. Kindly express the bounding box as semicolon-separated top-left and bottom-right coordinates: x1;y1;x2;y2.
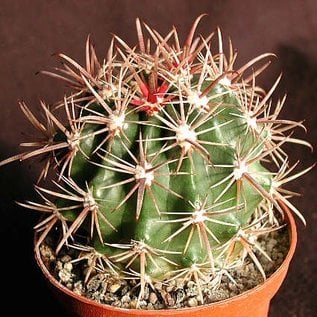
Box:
1;15;313;311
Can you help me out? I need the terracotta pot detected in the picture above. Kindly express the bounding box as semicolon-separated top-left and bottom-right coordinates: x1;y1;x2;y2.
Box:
34;204;297;317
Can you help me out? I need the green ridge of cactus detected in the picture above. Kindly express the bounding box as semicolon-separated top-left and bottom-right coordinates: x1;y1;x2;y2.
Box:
1;15;313;307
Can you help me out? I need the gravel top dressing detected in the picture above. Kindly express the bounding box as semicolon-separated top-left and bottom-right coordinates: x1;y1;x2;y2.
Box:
40;227;289;310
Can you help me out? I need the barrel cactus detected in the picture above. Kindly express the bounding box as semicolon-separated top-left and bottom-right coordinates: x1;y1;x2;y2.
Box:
1;15;312;307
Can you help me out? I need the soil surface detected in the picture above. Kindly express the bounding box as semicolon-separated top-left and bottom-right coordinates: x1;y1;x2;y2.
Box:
40;227;289;310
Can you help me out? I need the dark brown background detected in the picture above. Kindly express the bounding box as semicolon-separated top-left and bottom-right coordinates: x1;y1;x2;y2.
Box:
0;1;316;316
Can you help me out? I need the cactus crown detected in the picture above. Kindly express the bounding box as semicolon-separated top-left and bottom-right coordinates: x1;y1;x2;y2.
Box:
1;15;313;308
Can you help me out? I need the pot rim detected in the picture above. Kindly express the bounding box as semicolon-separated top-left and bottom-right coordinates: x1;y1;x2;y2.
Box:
34;201;297;315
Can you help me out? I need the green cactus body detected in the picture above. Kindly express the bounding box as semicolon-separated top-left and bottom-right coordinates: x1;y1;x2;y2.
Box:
58;81;273;279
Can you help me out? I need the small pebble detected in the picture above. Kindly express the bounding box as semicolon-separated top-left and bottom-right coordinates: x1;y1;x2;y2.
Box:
109;283;121;294
188;297;198;307
121;294;131;303
64;262;73;272
58;269;73;283
61;255;72;263
149;292;158;304
154;282;163;290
